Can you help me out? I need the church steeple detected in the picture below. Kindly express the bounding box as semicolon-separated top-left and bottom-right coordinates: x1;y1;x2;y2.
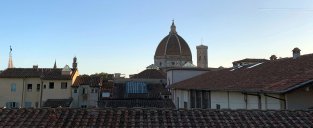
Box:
8;46;13;69
53;60;57;69
170;20;177;34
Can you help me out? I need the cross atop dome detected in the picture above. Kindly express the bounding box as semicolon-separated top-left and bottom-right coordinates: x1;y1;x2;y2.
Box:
170;20;177;34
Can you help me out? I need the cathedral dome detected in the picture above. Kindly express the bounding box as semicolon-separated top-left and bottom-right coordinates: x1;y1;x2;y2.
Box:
154;21;192;59
154;21;192;69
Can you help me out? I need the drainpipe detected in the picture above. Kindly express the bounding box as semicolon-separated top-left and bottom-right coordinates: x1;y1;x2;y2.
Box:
40;80;43;108
242;92;262;109
21;78;25;108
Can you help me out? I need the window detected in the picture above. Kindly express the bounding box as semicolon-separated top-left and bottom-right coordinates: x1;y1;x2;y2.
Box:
11;84;16;92
37;84;40;91
184;102;188;109
61;82;67;89
35;102;39;108
24;102;32;108
74;89;77;93
202;91;209;109
126;82;147;94
81;105;87;108
91;88;94;93
6;102;18;108
49;82;54;89
95;88;98;93
82;88;86;94
196;91;202;108
27;84;32;92
44;84;46;89
190;90;195;108
216;104;221;109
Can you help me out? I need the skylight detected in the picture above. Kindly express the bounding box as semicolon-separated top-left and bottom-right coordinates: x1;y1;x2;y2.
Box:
247;63;263;69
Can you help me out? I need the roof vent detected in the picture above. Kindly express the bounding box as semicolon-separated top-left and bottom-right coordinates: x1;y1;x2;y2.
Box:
292;47;301;59
270;55;277;60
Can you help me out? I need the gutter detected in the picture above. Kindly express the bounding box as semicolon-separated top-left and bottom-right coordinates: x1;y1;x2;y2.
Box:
278;79;313;93
21;78;25;108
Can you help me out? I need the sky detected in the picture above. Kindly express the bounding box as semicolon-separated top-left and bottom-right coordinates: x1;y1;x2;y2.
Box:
0;0;313;76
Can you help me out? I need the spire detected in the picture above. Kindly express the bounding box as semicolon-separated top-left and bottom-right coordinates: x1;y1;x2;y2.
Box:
8;45;13;68
170;20;177;34
53;60;57;69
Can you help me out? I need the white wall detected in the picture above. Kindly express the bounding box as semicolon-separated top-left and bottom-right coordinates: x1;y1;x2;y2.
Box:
72;85;99;108
286;86;313;110
42;80;72;102
229;92;245;109
211;91;229;109
173;89;189;109
167;69;208;87
172;88;283;110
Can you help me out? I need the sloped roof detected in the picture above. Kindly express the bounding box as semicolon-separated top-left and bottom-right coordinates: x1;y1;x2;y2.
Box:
232;58;269;65
43;99;72;108
0;108;312;127
98;99;175;108
171;54;313;93
130;69;166;79
0;68;76;80
72;75;103;87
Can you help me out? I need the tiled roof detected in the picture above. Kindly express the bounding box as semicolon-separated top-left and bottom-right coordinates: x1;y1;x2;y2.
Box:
98;99;175;108
0;108;312;127
155;33;192;58
0;68;76;80
43;99;72;108
232;58;269;65
130;69;166;79
72;75;104;87
171;54;313;93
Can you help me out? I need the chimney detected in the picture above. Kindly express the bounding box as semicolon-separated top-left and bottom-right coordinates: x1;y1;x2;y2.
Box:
33;65;38;69
292;47;301;59
270;55;277;60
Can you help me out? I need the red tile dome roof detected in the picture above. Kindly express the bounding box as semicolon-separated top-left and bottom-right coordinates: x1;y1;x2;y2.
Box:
154;21;192;59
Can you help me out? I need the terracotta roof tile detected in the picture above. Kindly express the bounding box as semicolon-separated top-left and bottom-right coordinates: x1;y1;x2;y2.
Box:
131;69;166;79
0;68;76;80
98;99;175;108
72;75;104;87
43;99;72;108
171;54;313;93
0;108;312;127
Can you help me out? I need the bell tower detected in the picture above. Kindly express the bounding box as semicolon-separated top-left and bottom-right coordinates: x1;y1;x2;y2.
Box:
72;56;77;69
196;44;208;68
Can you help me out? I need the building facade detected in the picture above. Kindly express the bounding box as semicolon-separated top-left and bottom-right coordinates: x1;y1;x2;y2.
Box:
0;58;79;108
170;48;313;110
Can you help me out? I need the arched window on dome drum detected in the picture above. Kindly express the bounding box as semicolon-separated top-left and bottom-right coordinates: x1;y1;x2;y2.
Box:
159;62;162;66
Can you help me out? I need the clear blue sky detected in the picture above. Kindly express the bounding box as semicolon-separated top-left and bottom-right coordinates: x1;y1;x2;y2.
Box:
1;0;313;76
